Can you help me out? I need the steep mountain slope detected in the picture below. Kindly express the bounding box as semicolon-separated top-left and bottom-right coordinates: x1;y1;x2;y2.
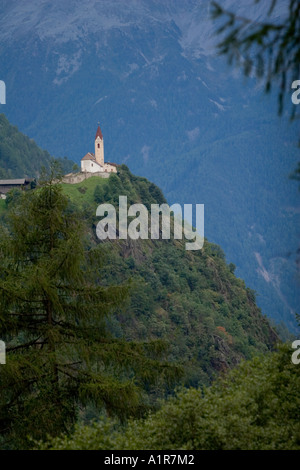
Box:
0;114;74;178
0;163;279;388
0;0;299;331
0;114;51;178
60;167;279;387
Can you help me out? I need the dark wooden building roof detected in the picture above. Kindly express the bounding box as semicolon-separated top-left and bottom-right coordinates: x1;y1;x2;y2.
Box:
0;178;33;194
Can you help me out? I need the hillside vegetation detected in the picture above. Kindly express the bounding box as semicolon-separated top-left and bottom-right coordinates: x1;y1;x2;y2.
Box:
42;344;300;450
0;113;74;178
0;165;279;391
0;159;289;450
59;166;279;388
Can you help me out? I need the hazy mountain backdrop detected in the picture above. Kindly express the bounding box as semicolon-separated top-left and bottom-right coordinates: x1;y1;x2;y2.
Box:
0;0;299;331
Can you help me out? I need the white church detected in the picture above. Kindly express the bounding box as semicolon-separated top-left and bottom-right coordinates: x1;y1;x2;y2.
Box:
81;124;117;174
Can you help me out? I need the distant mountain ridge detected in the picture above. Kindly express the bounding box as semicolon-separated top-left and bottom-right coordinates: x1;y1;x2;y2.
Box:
0;0;299;331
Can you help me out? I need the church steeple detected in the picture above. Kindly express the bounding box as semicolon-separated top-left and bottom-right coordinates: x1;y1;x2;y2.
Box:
80;122;117;174
95;124;103;141
95;122;104;166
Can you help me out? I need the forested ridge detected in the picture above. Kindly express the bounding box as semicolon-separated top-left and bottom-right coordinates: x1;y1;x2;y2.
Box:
1;158;292;450
0;120;298;450
61;167;279;388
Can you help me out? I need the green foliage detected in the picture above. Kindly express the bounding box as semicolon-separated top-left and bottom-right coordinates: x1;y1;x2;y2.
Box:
0;163;283;449
228;262;236;274
94;184;104;203
4;188;22;207
0;164;179;449
58;167;280;389
0;113;74;178
41;344;300;450
211;0;300;118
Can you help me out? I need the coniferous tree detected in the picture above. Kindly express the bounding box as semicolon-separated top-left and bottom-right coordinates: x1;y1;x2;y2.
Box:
0;161;177;448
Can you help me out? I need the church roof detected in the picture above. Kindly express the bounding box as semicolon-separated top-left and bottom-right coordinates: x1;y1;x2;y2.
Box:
95;125;103;140
81;152;95;161
0;179;28;185
106;162;118;167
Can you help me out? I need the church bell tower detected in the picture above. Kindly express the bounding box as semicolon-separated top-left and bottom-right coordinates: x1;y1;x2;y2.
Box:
95;123;104;166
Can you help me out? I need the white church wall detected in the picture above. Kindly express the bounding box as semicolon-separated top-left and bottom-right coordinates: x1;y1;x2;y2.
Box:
81;159;104;173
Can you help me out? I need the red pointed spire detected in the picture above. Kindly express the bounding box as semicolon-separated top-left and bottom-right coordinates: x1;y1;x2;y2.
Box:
95;123;103;140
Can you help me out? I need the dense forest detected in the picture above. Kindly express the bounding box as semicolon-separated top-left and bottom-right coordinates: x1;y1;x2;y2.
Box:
0;113;74;178
62;166;279;389
40;344;300;450
1;158;298;450
0;118;298;450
